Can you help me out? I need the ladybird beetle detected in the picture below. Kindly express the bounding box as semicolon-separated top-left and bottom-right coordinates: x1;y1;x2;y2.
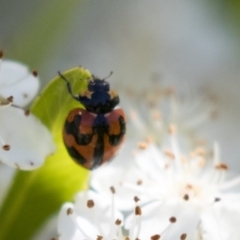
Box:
59;71;126;170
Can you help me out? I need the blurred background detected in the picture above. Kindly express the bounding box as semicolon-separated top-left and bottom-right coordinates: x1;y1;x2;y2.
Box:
0;0;240;170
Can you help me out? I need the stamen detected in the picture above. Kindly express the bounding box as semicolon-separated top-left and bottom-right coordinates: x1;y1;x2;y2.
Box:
96;236;103;240
169;133;182;172
109;186;115;239
129;110;146;131
68;208;89;239
115;219;123;239
86;199;104;238
213;142;220;165
160;216;178;238
129;199;142;240
221;175;240;190
135;206;142;239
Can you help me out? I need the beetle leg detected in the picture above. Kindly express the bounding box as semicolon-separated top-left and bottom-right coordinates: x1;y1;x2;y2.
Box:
58;71;79;101
107;116;126;146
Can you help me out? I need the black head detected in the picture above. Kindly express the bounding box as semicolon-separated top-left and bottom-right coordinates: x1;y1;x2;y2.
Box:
78;76;119;114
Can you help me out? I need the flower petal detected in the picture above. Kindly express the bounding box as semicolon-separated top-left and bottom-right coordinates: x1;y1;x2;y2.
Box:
58;190;123;240
201;203;240;240
125;200;199;239
0;60;39;107
0;107;55;170
0;163;15;205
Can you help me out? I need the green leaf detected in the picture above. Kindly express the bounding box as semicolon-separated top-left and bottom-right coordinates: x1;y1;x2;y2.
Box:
0;67;91;240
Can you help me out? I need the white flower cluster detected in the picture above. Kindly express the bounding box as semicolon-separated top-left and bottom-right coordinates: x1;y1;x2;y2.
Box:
0;51;55;170
56;81;240;239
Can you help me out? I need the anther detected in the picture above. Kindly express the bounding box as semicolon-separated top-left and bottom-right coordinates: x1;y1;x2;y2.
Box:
32;70;38;77
168;124;177;135
138;141;148;150
198;158;205;167
151;110;161;120
151;234;161;240
0;50;3;58
134;196;140;202
135;206;142;215
186;184;193;189
164;149;175;160
7;96;13;102
180;233;187;240
165;86;175;96
66;208;73;215
183;194;189;201
136;179;143;185
169;216;177;223
215;163;228;171
115;219;122;225
87;199;95;208
25;110;30;116
214;197;221;202
2;144;10;151
195;147;206;156
96;236;103;240
145;136;153;143
110;186;116;194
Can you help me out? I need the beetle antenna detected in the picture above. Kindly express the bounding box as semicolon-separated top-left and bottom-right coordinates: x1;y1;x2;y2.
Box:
58;71;79;101
103;71;113;80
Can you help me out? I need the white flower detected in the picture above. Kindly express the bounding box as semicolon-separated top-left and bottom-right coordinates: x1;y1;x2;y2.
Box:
90;87;218;210
0;52;56;170
0;106;56;170
0;51;39;107
91;127;240;239
57;189;145;240
124;84;217;147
